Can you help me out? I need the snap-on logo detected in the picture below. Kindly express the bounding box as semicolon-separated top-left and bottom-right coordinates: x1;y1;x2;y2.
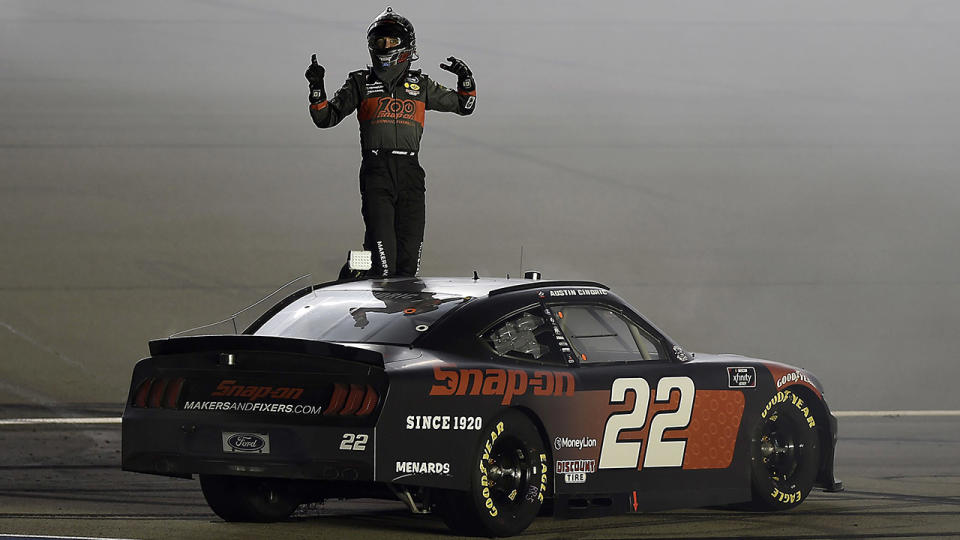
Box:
358;97;425;125
429;366;574;405
226;433;265;452
377;97;417;117
211;380;304;401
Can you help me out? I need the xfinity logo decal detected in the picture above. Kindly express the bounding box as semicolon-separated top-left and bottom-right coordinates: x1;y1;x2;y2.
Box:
555;436;598;451
727;367;757;388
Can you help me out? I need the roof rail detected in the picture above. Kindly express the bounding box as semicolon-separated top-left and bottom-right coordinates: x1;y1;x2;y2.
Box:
488;280;609;297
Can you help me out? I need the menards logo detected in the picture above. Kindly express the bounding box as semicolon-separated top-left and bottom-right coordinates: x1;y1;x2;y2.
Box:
211;380;304;401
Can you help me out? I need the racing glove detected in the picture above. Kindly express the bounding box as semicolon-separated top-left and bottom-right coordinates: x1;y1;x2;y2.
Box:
440;56;475;94
305;54;326;104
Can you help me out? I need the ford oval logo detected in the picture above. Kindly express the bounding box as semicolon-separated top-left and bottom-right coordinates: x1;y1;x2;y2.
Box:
227;433;266;452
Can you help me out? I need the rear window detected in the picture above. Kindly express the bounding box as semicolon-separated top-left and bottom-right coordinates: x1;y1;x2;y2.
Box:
254;290;466;345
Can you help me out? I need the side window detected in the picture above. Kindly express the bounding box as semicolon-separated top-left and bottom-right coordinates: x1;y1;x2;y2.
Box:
553;305;663;363
482;309;562;364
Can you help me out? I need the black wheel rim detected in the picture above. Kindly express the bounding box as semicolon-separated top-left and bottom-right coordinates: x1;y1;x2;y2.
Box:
756;407;809;487
484;435;535;509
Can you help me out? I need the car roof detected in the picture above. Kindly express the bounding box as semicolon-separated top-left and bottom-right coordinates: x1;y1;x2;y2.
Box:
242;276;613;336
320;277;610;298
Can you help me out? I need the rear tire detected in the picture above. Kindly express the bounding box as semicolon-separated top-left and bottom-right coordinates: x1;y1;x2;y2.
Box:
436;409;549;537
749;388;820;510
200;475;301;522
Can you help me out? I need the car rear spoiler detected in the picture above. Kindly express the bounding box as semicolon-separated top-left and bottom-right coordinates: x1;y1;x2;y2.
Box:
147;335;383;367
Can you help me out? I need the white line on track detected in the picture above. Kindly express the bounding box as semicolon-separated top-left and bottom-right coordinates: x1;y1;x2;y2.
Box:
0;417;122;425
1;411;959;425
0;535;137;540
833;410;960;417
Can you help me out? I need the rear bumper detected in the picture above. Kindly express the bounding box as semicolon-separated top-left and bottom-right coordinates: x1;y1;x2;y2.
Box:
121;409;374;482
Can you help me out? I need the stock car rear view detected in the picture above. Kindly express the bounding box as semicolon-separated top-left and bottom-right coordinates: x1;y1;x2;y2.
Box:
122;276;842;536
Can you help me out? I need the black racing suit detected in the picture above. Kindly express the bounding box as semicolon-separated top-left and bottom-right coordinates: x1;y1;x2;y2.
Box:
309;66;475;277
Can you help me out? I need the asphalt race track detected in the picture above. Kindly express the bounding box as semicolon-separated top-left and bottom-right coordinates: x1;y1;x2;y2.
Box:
4;1;960;539
0;406;957;539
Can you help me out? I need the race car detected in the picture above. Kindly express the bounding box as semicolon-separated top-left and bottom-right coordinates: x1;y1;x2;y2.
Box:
122;275;842;537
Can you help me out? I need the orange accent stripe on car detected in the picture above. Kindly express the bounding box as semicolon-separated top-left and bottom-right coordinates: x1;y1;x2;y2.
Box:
147;378;168;409
323;383;348;415
355;385;379;416
679;390;745;469
133;378;154;408
163;377;185;409
339;384;366;415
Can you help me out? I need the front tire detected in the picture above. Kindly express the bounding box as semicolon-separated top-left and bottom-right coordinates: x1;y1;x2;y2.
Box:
200;475;301;522
749;388;820;510
436;409;549;537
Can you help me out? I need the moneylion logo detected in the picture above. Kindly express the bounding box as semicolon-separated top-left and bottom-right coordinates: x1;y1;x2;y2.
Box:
555;436;598;451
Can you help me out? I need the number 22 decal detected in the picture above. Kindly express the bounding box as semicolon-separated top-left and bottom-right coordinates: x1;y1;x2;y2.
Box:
340;433;368;451
598;376;695;469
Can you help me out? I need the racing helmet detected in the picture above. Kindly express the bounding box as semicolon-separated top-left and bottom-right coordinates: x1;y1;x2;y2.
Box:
367;6;418;68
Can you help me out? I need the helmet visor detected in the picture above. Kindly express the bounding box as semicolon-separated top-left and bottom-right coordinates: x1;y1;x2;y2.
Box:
371;36;402;50
368;20;409;52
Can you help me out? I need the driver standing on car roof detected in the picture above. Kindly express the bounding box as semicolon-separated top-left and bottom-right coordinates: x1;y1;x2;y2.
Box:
305;6;476;278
